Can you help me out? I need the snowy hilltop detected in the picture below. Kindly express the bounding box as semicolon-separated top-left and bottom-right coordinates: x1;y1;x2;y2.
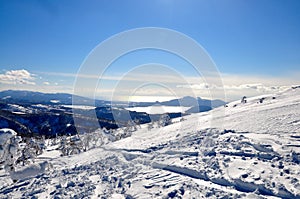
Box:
0;87;300;198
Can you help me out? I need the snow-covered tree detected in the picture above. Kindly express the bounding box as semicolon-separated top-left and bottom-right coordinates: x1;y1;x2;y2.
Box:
58;134;85;156
102;128;116;142
133;118;141;129
17;136;46;166
80;133;91;152
123;121;137;134
157;114;172;127
17;140;36;166
147;121;155;130
0;129;22;173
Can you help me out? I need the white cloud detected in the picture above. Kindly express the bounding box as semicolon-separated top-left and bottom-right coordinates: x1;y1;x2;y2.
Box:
0;69;36;85
39;71;189;84
43;81;50;85
177;83;218;90
35;70;300;102
176;72;300;102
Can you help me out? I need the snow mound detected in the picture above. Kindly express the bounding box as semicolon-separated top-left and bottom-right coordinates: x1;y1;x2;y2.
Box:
9;161;50;182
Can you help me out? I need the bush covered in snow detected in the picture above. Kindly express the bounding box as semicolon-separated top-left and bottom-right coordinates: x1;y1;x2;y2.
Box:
57;128;120;156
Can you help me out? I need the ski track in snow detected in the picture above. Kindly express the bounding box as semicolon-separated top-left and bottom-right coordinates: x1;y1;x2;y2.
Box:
1;88;300;198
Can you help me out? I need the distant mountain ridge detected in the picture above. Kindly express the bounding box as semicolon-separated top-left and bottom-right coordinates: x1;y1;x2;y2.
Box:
0;90;225;112
0;90;107;106
0;90;226;137
129;96;226;113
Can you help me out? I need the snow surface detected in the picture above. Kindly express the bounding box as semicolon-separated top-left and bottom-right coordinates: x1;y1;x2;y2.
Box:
50;100;60;104
8;161;50;182
0;88;300;198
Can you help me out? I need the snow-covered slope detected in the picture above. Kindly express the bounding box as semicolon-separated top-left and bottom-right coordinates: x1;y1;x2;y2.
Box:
0;87;300;198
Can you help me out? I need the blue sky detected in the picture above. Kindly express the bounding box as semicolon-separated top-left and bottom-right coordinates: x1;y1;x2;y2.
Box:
0;0;300;101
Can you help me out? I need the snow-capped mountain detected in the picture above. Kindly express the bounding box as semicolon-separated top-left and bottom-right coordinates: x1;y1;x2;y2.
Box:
0;87;300;198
